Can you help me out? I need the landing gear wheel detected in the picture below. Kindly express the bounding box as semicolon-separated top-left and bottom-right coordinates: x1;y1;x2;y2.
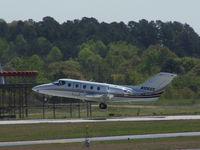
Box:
99;103;107;109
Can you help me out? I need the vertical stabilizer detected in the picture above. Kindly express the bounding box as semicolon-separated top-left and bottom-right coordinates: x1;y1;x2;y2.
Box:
0;63;5;84
131;72;176;93
139;72;176;92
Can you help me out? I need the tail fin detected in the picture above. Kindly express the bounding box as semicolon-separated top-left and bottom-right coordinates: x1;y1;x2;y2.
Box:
0;63;5;85
132;72;176;93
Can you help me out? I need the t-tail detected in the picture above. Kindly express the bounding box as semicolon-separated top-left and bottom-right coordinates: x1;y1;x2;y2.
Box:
131;72;176;94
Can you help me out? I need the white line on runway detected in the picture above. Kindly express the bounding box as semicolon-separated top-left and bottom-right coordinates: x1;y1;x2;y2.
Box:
0;115;200;125
0;132;200;147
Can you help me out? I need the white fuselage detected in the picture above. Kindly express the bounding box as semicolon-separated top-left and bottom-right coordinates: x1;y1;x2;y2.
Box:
32;79;161;102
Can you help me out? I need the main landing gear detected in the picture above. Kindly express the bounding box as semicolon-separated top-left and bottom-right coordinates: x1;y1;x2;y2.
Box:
99;103;107;109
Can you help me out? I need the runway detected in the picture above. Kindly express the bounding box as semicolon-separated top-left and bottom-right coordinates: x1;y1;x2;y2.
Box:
0;115;200;125
0;132;200;147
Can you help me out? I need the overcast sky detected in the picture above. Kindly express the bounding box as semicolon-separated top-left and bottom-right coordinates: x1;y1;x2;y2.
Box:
1;0;200;35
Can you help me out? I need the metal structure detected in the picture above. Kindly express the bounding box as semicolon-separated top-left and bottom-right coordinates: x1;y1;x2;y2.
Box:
39;99;92;119
0;70;92;119
0;71;38;118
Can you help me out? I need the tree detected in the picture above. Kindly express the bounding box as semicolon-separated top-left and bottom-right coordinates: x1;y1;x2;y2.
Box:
138;47;161;75
36;16;61;41
106;41;138;72
0;38;13;63
22;21;37;41
179;57;199;73
47;60;83;80
15;34;29;56
161;57;199;74
30;37;52;56
24;54;44;71
0;19;8;38
138;45;177;75
79;40;107;57
190;63;200;76
159;21;200;57
128;19;159;48
0;38;9;56
46;46;63;62
108;41;138;59
5;56;24;70
78;47;106;81
118;56;141;73
161;58;183;74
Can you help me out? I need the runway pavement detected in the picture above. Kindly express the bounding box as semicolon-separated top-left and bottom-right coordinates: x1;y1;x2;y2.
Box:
0;115;200;125
0;132;200;147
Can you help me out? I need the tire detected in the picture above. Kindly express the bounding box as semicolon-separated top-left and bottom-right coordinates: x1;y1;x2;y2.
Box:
99;103;107;109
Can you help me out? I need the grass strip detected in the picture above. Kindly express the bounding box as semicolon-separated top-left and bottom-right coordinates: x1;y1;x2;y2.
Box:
0;120;200;142
1;136;200;150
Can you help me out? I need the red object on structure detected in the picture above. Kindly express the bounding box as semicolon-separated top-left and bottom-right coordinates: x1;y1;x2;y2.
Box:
0;71;38;77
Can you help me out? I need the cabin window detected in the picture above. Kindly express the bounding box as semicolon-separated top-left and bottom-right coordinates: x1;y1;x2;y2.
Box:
68;83;71;87
97;87;100;90
75;84;79;88
83;85;86;89
90;86;93;90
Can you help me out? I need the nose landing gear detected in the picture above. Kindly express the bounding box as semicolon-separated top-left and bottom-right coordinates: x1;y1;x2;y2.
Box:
99;103;107;109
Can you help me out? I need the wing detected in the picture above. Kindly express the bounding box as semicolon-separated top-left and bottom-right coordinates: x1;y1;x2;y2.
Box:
85;93;114;99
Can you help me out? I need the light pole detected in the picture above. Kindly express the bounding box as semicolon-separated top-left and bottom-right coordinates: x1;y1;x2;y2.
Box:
85;124;90;147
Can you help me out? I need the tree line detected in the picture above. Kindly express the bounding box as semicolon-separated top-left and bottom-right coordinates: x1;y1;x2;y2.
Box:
0;17;200;99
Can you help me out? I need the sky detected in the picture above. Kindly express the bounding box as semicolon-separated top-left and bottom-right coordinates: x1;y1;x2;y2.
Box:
0;0;200;35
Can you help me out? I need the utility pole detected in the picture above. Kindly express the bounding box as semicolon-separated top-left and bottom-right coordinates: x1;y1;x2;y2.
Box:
85;124;90;147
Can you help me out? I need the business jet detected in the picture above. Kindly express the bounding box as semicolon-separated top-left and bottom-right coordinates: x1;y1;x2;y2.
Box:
32;72;176;109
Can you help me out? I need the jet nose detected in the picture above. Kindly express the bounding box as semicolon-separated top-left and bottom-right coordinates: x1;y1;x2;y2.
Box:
32;85;40;92
32;83;54;93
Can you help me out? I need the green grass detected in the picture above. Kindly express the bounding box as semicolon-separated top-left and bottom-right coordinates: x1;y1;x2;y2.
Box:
28;98;200;119
1;136;200;150
8;102;200;119
92;98;200;117
112;98;200;106
91;104;200;117
0;120;200;142
3;99;200;119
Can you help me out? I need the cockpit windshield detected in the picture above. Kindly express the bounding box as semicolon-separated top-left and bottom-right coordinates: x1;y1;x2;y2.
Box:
53;80;65;86
53;80;59;85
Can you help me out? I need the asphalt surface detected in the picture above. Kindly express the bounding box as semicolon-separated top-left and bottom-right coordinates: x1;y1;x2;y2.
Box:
0;132;200;147
0;115;200;124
